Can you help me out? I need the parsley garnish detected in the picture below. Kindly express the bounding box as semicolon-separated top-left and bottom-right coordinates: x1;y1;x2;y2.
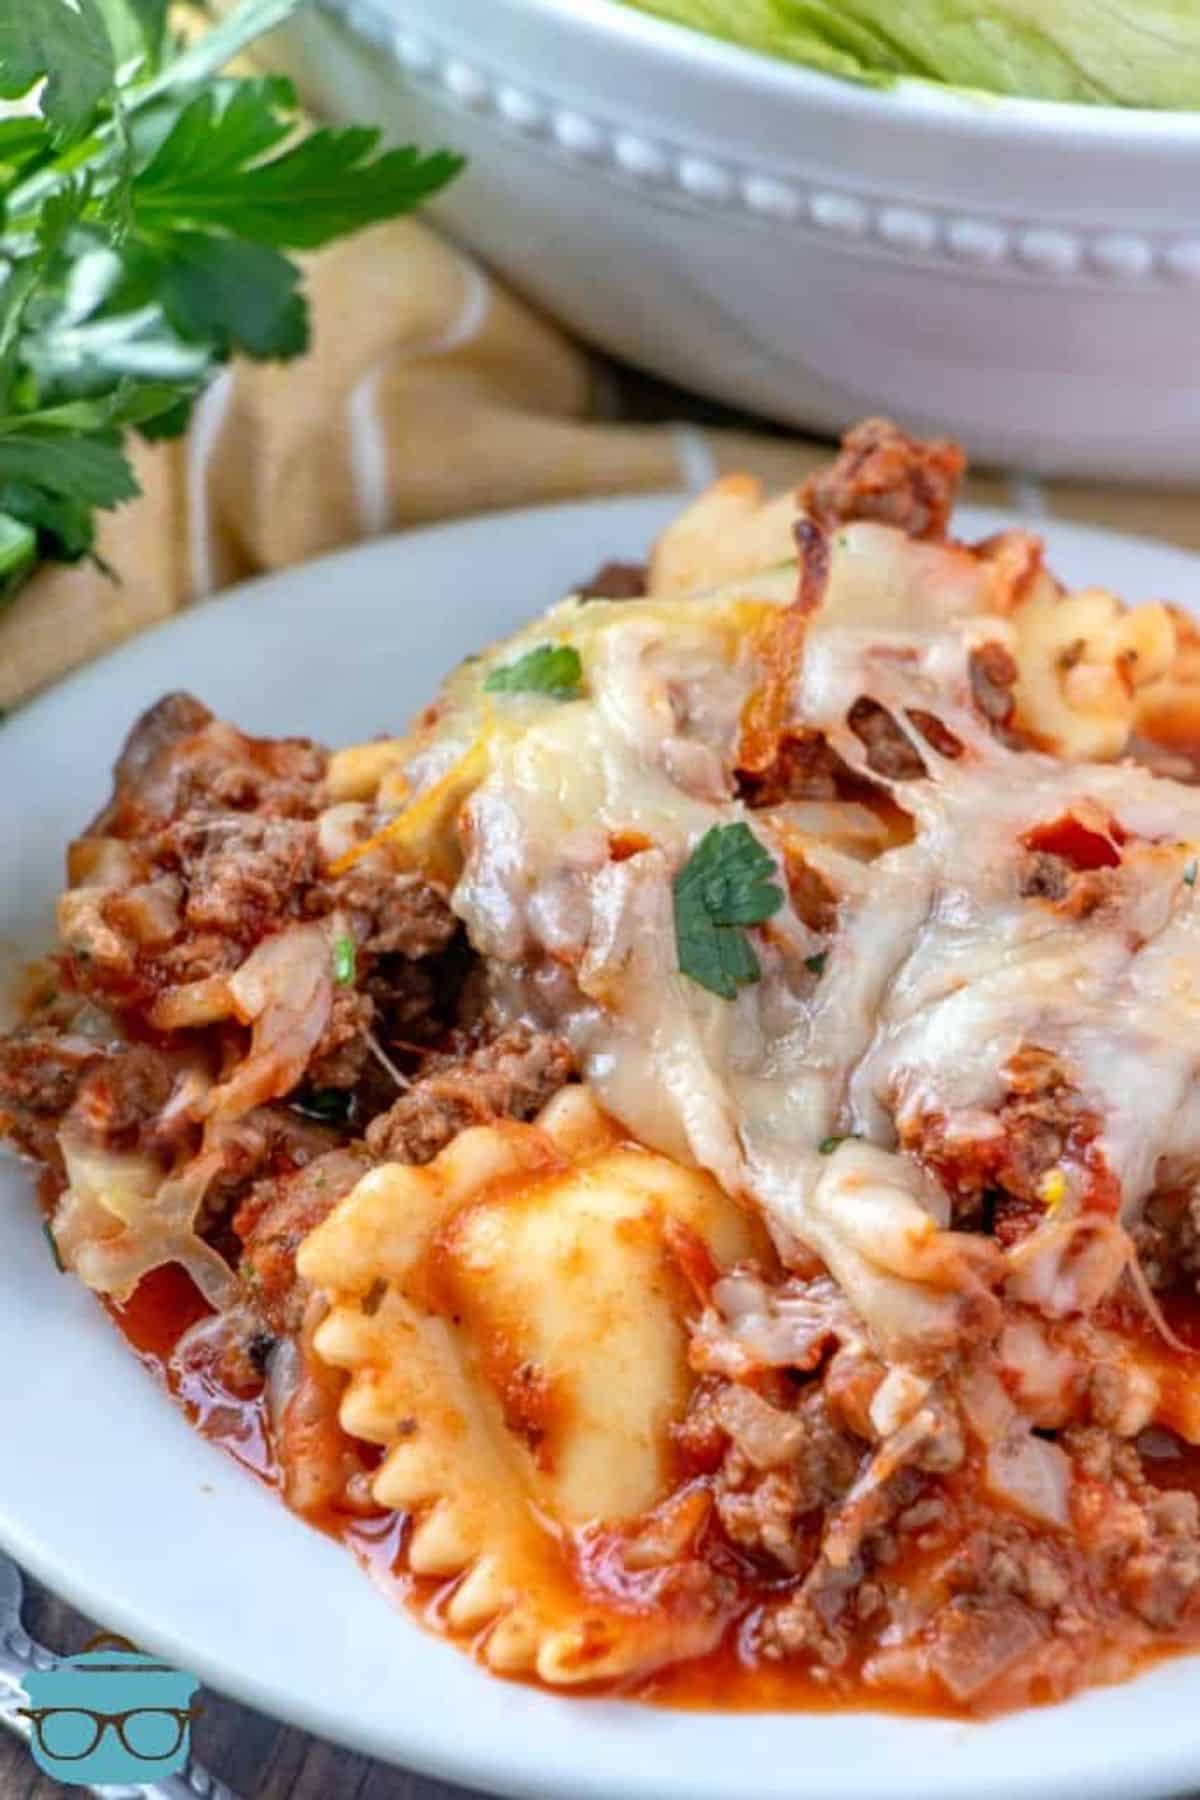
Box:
805;950;828;976
673;823;784;1000
295;1087;353;1125
42;1218;65;1271
484;643;583;701
0;0;463;595
332;932;356;985
819;1135;852;1155
1186;862;1197;888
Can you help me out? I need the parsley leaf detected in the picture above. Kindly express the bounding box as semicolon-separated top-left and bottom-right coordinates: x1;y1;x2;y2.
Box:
674;823;784;1000
0;117;52;187
295;1086;354;1126
805;950;828;976
485;643;584;701
0;430;136;507
0;384;184;561
0;513;37;599
332;933;356;986
156;233;306;360
0;0;463;587
95;0;169;75
1;484;95;564
133;86;464;249
1186;861;1197;888
133;78;297;207
0;0;115;146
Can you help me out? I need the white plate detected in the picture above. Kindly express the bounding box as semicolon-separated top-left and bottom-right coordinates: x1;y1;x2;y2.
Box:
4;495;1200;1800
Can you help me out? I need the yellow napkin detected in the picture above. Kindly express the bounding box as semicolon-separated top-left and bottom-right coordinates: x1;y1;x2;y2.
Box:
2;215;1197;711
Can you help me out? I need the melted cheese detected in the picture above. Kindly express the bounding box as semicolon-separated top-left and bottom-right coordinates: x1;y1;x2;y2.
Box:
384;518;1200;1367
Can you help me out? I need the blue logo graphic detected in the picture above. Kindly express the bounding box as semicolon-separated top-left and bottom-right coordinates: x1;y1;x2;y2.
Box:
19;1632;200;1784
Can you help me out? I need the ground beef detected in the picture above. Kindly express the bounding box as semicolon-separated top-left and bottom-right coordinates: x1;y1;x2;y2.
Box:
51;696;460;1109
193;1105;344;1248
365;1025;575;1163
59;700;334;1011
0;1027;102;1164
1019;851;1071;901
363;956;441;1043
1068;1426;1200;1630
904;1044;1101;1231
758;1464;926;1668
737;728;877;809
943;1521;1075;1623
235;1146;371;1334
994;1048;1095;1219
1131;1184;1200;1288
1017;850;1114;919
678;1377;865;1577
846;698;928;781
162;814;320;943
800;417;965;543
906;709;964;762
969;642;1019;730
310;862;457;959
576;560;647;600
1;693;475;1267
64;1046;178;1153
237;1026;575;1333
105;692;213;807
94;693;327;837
751;1413;1200;1698
307;987;376;1090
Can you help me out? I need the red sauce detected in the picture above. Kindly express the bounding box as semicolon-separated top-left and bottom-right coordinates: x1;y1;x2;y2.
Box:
106;1267;1200;1717
113;1266;277;1486
106;1270;879;1711
1022;815;1124;870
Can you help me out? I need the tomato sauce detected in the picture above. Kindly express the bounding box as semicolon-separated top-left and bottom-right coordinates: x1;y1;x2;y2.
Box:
106;1269;888;1712
106;1266;1200;1717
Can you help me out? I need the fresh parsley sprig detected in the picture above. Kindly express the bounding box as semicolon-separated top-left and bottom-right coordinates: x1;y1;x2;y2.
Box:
0;0;463;598
673;822;784;1000
484;643;584;701
332;931;356;985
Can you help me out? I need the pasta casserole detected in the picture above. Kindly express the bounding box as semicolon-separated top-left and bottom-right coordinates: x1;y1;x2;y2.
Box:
7;419;1200;1713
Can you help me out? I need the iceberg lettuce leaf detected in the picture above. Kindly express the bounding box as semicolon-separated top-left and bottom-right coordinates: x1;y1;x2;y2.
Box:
621;0;1200;108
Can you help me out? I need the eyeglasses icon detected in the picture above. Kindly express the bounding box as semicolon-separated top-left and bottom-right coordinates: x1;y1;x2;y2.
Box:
19;1703;201;1762
19;1632;202;1782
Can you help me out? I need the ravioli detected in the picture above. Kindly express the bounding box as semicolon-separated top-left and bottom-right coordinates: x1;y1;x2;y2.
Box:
297;1085;763;1682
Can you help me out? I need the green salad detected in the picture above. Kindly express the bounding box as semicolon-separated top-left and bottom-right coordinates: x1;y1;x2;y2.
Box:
619;0;1200;108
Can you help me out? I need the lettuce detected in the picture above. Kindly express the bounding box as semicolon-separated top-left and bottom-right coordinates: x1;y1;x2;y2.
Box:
620;0;1200;108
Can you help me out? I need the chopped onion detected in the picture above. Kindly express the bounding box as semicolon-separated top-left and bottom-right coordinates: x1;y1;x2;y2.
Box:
984;1433;1072;1529
149;975;234;1031
265;1334;302;1439
869;1365;932;1438
213;923;334;1120
957;1362;1015;1446
1006;1214;1129;1317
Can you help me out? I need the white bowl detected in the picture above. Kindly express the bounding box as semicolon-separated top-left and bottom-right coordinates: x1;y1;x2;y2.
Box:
270;0;1200;480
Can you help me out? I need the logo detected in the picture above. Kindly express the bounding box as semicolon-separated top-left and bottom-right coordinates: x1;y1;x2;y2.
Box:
18;1632;200;1785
